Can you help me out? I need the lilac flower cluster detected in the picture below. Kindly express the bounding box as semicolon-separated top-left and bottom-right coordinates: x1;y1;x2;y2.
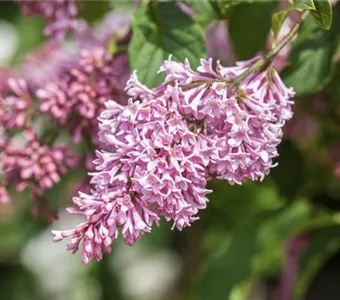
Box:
0;78;31;129
20;43;69;91
0;110;79;213
2;130;78;193
52;56;294;263
16;0;84;41
37;48;129;144
157;57;294;182
0;12;130;216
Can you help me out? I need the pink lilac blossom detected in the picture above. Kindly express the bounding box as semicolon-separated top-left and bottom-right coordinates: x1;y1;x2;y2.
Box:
205;21;236;66
52;97;211;263
0;78;32;129
1;130;79;193
19;43;73;91
52;56;294;263
73;9;131;55
95;11;132;45
0;69;15;93
37;48;129;144
16;0;85;41
19;8;131;93
157;56;294;183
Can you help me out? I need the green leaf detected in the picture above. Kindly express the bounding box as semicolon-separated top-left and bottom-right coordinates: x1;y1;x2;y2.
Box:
128;2;206;87
311;0;333;30
212;0;244;19
228;1;277;59
272;9;291;43
282;9;340;95
197;209;281;300
258;201;314;247
253;201;320;277
182;0;220;26
271;0;315;43
182;0;245;25
294;0;316;10
271;0;330;47
11;15;44;65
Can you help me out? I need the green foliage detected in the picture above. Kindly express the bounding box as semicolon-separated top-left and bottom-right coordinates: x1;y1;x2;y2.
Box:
10;15;44;65
311;0;333;30
206;179;282;229
182;0;245;25
182;0;221;26
272;0;332;49
282;8;340;96
198;208;281;300
271;0;315;44
128;1;206;87
228;1;277;59
198;198;338;300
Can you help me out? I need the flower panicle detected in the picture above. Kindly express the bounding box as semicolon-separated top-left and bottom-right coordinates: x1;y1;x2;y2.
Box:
53;55;294;263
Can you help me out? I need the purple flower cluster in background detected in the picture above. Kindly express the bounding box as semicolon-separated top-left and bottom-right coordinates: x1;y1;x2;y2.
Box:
37;47;129;144
0;78;31;129
52;57;294;263
1;129;78;192
0;11;130;217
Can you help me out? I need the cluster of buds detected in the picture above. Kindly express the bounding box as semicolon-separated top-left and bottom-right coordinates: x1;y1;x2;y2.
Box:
52;56;294;263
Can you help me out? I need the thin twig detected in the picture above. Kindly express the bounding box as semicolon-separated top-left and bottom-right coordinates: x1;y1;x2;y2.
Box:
228;10;309;90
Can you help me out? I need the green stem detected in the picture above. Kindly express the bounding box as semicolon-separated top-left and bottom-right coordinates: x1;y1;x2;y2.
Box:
180;11;308;90
228;10;309;90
